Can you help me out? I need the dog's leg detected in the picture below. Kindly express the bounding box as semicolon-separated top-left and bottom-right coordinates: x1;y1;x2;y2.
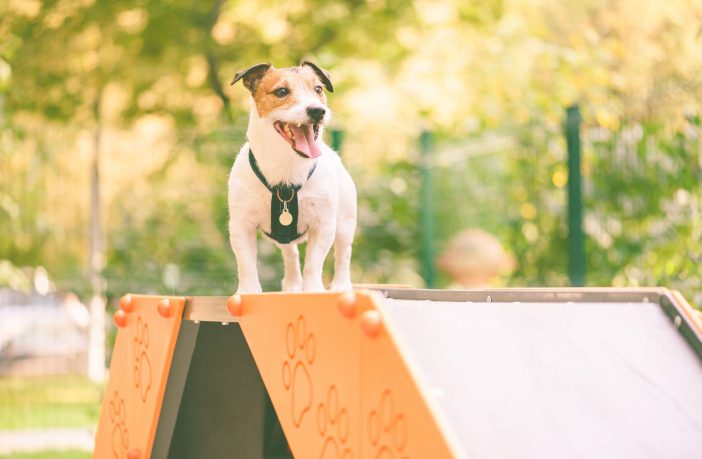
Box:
230;225;262;293
302;227;335;292
330;174;357;292
329;224;354;292
278;243;302;292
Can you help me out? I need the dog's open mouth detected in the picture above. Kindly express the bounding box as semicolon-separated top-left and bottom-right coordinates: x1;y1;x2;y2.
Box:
274;121;321;159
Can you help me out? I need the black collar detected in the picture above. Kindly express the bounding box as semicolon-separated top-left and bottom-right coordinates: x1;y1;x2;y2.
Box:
247;148;318;244
248;148;317;192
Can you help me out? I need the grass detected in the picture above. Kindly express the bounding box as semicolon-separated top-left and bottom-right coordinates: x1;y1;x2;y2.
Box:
0;375;102;430
0;451;91;459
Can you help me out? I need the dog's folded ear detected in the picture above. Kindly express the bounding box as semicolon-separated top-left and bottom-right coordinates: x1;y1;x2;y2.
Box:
301;61;334;93
231;63;272;91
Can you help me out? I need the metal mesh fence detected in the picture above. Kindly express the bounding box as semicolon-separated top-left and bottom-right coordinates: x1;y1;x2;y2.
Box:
417;109;701;293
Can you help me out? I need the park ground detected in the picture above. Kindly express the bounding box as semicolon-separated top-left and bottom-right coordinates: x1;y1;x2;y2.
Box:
0;375;100;458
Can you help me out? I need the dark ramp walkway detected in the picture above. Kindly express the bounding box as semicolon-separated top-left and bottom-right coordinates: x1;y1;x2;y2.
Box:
379;291;702;459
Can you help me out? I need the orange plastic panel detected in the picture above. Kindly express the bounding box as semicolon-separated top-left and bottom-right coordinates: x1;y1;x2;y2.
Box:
238;291;457;459
94;295;185;459
239;292;368;459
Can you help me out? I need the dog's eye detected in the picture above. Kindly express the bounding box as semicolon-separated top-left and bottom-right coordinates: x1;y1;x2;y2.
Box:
315;86;323;95
274;87;289;98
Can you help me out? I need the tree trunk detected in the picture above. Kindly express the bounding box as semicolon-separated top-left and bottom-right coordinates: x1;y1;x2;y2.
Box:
87;90;106;383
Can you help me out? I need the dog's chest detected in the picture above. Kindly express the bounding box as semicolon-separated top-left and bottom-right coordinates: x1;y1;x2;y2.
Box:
256;188;333;236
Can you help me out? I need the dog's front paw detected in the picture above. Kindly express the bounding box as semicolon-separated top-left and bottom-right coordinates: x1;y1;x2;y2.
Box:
282;279;302;293
236;283;263;294
301;279;326;292
329;280;353;292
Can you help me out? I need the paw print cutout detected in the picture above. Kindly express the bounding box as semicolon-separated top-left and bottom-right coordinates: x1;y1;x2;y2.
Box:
318;385;353;459
133;316;152;402
109;390;129;459
282;315;316;427
367;390;408;459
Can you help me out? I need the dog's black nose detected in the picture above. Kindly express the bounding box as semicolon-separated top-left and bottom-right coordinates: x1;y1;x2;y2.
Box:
307;106;326;122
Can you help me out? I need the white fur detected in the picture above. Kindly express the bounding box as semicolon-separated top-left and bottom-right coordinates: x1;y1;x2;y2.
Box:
228;99;357;293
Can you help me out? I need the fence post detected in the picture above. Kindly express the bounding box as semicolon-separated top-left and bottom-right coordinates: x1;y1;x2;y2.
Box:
420;130;436;288
330;128;344;154
565;105;586;286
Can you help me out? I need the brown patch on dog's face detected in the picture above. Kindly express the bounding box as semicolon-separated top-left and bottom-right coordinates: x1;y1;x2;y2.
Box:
232;63;332;158
248;65;328;118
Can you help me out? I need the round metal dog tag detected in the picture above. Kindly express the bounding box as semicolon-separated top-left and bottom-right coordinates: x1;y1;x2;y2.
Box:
279;209;293;226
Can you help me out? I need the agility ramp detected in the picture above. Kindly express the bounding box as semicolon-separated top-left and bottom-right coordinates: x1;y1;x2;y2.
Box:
93;288;702;459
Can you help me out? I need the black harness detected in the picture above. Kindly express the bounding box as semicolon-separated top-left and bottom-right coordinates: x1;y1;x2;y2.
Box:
248;149;317;244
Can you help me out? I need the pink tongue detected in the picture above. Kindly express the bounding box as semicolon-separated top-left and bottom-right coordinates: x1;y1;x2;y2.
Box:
290;124;321;158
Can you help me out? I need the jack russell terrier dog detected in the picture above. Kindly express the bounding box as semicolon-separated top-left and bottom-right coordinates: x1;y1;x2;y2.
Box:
228;61;357;293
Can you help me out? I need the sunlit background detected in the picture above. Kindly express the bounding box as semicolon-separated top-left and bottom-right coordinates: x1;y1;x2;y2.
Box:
1;0;701;456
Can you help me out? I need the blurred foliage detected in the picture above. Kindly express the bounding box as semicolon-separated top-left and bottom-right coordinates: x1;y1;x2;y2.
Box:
0;0;701;306
585;119;702;304
0;260;32;292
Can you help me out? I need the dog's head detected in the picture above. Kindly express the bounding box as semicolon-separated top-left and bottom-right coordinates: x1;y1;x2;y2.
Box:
231;61;333;159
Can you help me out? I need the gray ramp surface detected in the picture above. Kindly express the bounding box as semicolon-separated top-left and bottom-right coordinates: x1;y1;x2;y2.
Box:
381;300;702;459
